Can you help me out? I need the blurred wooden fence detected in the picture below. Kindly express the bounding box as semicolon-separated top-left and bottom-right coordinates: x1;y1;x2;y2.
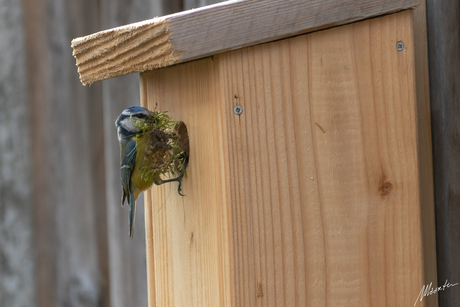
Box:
426;0;460;306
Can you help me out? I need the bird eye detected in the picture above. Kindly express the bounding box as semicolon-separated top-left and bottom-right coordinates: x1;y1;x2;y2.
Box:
135;113;148;119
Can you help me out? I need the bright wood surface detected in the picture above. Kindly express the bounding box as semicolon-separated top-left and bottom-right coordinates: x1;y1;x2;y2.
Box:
412;1;438;306
141;10;436;306
142;59;234;307
72;0;419;85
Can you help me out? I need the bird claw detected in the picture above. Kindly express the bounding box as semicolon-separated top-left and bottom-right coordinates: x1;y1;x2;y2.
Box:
177;186;184;196
160;170;185;196
176;171;185;196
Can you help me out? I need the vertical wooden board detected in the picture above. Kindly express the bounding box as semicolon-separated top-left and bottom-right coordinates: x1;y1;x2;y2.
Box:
309;11;422;306
140;9;434;307
141;58;233;307
0;1;34;306
412;2;438;306
24;0;111;306
215;9;431;307
217;42;323;306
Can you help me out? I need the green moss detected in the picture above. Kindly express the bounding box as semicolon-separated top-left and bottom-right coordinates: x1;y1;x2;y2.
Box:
130;111;187;184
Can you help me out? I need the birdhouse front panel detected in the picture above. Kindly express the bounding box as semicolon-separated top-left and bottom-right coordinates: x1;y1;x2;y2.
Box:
140;10;436;307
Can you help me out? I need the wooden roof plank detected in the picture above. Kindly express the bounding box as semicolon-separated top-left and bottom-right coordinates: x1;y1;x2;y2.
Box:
71;0;419;85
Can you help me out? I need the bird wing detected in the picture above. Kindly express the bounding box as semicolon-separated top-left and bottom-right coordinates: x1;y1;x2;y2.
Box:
120;139;137;207
121;139;139;239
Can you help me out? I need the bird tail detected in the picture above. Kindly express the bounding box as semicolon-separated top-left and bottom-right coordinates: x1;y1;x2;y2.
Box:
121;190;127;207
129;193;136;239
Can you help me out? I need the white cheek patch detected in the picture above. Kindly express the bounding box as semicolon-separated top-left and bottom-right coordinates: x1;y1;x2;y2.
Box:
120;117;139;133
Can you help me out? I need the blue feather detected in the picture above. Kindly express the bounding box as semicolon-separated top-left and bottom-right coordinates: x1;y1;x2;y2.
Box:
129;192;135;239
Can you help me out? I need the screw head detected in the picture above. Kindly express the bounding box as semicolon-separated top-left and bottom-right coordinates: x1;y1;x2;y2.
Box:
233;105;243;115
396;41;405;51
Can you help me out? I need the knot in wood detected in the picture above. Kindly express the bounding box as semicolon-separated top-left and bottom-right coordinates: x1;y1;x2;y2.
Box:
379;181;393;198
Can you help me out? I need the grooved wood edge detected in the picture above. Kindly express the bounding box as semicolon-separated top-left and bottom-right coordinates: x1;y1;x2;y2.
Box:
71;18;183;85
71;0;420;85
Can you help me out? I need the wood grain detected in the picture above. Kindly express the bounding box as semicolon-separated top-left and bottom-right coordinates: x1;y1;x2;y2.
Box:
141;10;436;306
425;0;460;305
142;59;234;307
72;0;420;85
412;1;438;306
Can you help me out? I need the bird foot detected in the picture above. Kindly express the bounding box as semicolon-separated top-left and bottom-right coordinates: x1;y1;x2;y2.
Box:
159;170;185;196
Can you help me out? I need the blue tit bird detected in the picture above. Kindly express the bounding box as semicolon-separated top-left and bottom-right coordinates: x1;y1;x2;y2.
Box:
115;106;187;239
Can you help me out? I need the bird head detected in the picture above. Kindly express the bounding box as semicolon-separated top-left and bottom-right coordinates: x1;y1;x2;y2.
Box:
115;106;152;143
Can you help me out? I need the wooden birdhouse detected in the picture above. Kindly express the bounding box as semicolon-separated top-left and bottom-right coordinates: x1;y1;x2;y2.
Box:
71;0;437;306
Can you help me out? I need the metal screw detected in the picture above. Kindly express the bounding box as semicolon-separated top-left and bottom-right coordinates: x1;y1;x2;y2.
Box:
233;105;243;115
396;41;405;51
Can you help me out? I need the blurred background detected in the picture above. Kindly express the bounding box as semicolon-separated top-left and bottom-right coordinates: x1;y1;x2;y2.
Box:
0;0;224;306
